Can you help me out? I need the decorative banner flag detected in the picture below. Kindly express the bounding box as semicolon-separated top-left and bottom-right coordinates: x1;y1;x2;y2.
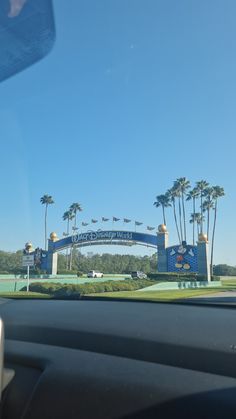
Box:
147;226;155;231
135;221;143;226
91;219;98;223
102;217;109;222
113;217;120;222
124;218;131;223
82;222;89;226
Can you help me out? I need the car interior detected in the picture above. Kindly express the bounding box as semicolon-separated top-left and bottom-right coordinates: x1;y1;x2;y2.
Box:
1;297;236;418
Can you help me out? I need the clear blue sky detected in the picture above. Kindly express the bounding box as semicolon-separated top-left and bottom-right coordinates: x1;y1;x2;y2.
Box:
0;0;235;264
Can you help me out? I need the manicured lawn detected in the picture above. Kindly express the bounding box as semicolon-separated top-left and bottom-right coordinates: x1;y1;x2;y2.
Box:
87;278;236;301
87;288;222;301
216;279;236;292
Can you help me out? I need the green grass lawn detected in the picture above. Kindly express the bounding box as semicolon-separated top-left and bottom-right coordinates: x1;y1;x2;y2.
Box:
88;278;236;301
87;288;221;301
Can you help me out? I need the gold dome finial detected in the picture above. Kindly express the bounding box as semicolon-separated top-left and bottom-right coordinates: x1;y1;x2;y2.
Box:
198;233;208;242
25;242;33;253
158;224;167;233
50;232;58;242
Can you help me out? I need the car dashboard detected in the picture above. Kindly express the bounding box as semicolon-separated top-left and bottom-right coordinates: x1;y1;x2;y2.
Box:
1;298;236;418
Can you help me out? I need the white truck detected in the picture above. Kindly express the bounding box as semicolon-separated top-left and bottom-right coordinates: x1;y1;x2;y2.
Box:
87;270;103;278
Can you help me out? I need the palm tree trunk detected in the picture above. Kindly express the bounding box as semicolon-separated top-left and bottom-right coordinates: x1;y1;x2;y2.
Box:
70;211;77;271
44;204;48;251
66;218;69;270
207;208;210;240
173;200;181;244
178;197;183;243
193;198;196;245
200;193;203;233
210;201;217;277
162;206;166;225
69;247;73;271
182;193;187;242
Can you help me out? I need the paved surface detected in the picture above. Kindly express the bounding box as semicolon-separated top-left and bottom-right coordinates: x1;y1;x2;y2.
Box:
185;291;236;304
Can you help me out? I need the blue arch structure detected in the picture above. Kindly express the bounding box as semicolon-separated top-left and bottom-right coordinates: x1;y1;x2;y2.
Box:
35;228;209;279
50;230;158;252
40;230;158;273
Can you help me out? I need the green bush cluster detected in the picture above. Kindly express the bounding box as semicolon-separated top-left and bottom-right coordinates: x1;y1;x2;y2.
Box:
57;270;79;275
20;279;155;296
147;272;220;281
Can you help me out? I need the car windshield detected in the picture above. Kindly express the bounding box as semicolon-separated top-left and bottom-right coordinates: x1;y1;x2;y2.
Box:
0;0;235;304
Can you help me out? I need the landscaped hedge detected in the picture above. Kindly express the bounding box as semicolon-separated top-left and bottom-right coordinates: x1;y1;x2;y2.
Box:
57;270;79;275
20;279;155;296
147;272;220;281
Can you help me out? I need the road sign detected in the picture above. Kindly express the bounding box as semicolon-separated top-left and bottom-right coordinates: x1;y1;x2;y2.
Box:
22;255;34;267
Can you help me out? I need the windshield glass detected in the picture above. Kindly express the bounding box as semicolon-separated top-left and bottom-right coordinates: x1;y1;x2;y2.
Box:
0;0;235;303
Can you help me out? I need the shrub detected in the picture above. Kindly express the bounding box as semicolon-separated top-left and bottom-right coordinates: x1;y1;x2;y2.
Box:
211;275;221;281
20;279;155;296
148;272;199;281
147;272;221;282
57;270;78;275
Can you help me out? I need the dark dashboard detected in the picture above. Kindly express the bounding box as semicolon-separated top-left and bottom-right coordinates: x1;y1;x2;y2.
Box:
1;298;236;418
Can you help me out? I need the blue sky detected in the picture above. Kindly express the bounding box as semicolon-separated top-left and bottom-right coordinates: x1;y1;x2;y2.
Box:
0;0;235;264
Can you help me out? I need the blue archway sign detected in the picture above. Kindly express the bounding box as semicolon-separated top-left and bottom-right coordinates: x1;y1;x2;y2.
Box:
37;226;209;279
50;230;158;252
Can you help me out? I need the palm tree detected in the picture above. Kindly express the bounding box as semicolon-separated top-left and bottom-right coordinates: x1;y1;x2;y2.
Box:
153;194;171;226
172;183;183;243
195;180;209;234
69;203;82;270
174;178;191;243
194;212;205;236
40;194;54;250
62;210;75;270
189;213;197;242
186;187;200;245
210;186;225;276
202;187;214;241
166;188;181;244
69;202;82;230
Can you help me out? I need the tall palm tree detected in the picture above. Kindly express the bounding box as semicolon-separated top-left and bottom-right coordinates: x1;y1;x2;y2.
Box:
186;187;200;245
189;213;197;243
62;210;74;270
63;211;71;236
202;187;214;240
195;180;209;234
69;203;82;270
210;186;225;276
40;194;54;250
172;183;183;243
69;202;82;230
166;188;181;244
153;194;171;226
194;212;205;236
174;178;191;243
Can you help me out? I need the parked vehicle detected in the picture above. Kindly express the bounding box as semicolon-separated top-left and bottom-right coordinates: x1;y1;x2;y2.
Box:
131;271;147;279
87;270;103;278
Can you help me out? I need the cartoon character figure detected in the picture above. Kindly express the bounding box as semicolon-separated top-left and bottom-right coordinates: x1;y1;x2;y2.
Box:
172;245;192;270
